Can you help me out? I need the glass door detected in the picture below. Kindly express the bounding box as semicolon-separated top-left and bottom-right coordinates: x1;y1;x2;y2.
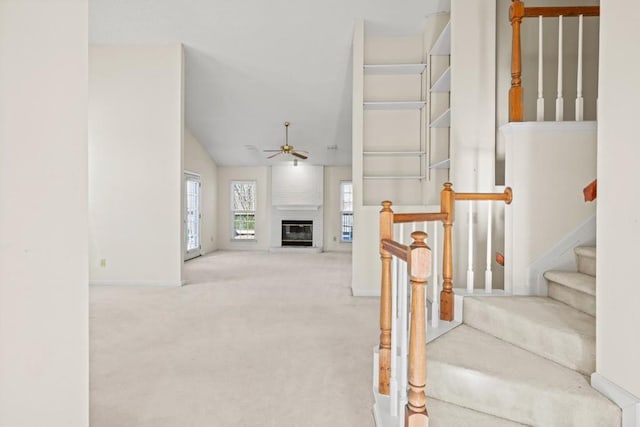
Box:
185;172;201;261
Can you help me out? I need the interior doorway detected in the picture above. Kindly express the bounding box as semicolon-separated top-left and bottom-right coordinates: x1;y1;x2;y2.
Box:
184;172;201;261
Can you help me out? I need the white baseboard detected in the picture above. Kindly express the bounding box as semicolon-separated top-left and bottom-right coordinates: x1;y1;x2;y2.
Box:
592;372;640;427
527;214;596;296
90;280;184;287
352;288;380;297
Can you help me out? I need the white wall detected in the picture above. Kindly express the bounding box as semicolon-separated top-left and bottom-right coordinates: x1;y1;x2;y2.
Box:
324;166;353;252
450;0;498;290
89;45;184;286
596;0;640;399
502;122;596;295
0;1;88;425
184;129;218;254
217;166;271;251
495;0;600;183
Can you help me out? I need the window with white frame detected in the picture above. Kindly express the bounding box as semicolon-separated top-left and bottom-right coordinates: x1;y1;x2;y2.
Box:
231;181;256;240
340;181;353;242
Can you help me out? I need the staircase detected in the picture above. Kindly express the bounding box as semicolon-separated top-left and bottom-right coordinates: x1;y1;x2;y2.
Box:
423;246;622;426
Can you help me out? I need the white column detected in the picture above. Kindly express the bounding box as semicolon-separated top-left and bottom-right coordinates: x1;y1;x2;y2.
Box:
556;15;564;121
575;14;584;121
537;16;545;121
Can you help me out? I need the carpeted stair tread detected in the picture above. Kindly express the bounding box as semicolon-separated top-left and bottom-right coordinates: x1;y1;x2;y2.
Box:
427;325;620;427
575;246;597;276
427;398;528;426
544;270;596;296
574;246;596;259
463;296;595;374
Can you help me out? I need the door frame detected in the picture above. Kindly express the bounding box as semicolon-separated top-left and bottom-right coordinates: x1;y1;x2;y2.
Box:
184;171;201;261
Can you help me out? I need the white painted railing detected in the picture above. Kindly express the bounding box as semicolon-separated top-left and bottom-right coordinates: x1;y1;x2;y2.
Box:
509;1;600;122
375;184;512;427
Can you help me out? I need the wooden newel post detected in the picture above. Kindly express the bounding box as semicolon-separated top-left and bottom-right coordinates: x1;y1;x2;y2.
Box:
440;183;455;321
510;0;525;122
406;231;430;427
379;200;394;395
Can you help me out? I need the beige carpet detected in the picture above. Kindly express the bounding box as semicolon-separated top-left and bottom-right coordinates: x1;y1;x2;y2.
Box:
90;251;379;427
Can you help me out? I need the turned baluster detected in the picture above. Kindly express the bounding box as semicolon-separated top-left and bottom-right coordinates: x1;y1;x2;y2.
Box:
510;0;525;122
379;200;394;395
440;183;455;321
405;231;431;427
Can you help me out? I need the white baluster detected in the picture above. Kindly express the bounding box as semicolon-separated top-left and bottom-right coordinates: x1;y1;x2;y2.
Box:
400;259;408;411
576;14;584;121
423;221;429;334
390;255;398;416
556;15;564;121
398;225;408;410
431;222;439;328
467;201;474;293
537;15;545;121
485;203;493;293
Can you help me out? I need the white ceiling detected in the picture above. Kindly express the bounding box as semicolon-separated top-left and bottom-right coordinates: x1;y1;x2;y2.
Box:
90;0;448;166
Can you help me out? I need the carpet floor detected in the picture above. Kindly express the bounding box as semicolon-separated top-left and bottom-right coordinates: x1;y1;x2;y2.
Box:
90;251;379;427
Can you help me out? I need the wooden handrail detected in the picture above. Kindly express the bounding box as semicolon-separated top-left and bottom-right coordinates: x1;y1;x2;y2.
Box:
393;212;448;224
583;179;597;202
454;187;513;204
405;231;430;426
381;239;409;262
524;6;599;18
509;0;599;122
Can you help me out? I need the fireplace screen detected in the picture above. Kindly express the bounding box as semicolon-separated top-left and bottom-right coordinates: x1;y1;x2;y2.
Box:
281;220;313;247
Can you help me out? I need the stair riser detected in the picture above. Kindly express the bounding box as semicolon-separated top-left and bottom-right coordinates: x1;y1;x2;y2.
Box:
577;255;597;277
548;282;596;316
463;299;595;375
427;361;620;427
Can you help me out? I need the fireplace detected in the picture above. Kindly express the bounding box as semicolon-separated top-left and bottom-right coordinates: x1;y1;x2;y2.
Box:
281;220;313;247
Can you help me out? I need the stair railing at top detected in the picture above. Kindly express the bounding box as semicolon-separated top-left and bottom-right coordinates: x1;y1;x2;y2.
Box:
377;182;512;426
509;0;600;122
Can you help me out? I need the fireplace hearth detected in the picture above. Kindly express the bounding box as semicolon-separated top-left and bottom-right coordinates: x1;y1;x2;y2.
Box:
281;220;313;247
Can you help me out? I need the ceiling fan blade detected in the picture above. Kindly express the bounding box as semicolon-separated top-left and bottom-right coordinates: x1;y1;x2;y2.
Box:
267;152;283;159
292;151;308;160
263;149;282;152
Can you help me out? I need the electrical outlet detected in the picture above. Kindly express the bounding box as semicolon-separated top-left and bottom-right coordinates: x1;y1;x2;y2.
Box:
100;259;106;268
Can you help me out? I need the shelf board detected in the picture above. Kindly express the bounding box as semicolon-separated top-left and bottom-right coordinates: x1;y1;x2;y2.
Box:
430;108;451;128
429;158;451;169
363;151;425;157
364;101;426;110
430;21;451;55
430;66;451;92
364;64;427;74
363;175;425;180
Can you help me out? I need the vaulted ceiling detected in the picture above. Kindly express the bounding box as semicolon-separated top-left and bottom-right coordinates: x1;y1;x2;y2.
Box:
90;0;448;166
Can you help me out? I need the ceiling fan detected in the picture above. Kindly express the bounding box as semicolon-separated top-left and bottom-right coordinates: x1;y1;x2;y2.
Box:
264;122;308;160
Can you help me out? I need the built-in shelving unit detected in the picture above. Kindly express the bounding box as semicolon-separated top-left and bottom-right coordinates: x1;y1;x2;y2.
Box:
430;66;451;92
427;15;452;179
429;158;450;169
430;21;451;55
360;33;429;206
430;108;451;128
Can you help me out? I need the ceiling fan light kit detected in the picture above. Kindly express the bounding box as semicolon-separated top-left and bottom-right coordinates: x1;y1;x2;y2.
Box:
264;121;309;162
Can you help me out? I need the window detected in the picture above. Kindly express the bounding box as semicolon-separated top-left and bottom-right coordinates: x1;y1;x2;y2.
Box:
340;181;353;242
231;181;256;240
